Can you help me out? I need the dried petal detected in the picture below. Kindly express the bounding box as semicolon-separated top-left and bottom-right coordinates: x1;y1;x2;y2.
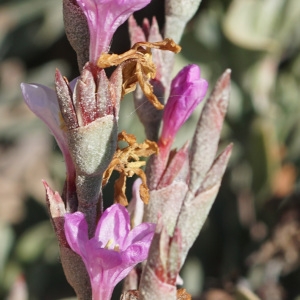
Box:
98;39;181;110
103;131;158;205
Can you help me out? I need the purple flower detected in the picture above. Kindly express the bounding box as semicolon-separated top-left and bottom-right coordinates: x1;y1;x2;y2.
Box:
64;204;155;300
159;65;208;152
76;0;151;64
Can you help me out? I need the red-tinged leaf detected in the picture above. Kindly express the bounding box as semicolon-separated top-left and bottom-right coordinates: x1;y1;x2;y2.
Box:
177;144;233;265
75;64;97;125
55;68;78;129
145;181;188;235
109;65;123;117
157;142;189;189
43;180;67;247
189;69;231;194
128;15;147;46
63;0;90;70
139;223;180;300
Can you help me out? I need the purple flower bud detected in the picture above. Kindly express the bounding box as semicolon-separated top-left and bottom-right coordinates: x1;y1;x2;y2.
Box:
76;0;151;64
64;204;155;300
160;64;208;151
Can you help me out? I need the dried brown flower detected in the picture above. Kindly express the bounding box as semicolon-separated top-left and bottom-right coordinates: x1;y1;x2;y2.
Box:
103;131;158;205
177;288;192;300
120;288;191;299
97;38;181;110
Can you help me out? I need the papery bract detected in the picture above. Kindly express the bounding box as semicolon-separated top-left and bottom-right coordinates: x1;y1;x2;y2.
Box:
64;204;155;300
76;0;151;64
160;64;208;153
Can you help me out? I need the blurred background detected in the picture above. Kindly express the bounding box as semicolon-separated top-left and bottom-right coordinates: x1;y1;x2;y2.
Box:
1;0;300;299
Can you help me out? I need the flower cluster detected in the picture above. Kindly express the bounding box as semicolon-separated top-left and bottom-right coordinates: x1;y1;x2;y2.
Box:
21;0;232;299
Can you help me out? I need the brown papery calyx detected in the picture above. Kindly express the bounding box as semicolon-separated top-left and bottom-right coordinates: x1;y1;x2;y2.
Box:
102;131;158;205
97;38;181;110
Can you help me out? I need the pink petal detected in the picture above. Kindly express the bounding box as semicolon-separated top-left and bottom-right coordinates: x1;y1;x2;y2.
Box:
122;243;152;265
21;83;74;175
110;244;149;283
64;212;89;255
21;83;64;144
95;204;130;246
108;241;153;285
110;264;137;287
123;222;155;249
127;178;144;228
76;0;151;63
85;243;122;271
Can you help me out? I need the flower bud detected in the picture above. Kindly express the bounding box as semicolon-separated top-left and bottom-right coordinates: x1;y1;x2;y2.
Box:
159;64;208;154
55;63;122;176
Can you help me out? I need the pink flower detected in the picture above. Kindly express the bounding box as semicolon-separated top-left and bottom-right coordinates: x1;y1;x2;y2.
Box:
159;65;208;153
76;0;151;63
21;82;76;181
64;204;155;300
21;81;78;207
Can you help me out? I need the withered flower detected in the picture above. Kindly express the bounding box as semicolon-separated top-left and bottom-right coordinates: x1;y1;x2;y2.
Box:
176;289;192;300
97;38;181;110
103;131;158;205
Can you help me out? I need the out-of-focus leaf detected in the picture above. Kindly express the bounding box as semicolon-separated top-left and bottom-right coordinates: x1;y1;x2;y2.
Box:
223;0;284;51
15;221;58;263
235;286;260;300
248;118;281;204
181;257;204;297
0;0;63;56
0;223;14;277
243;56;278;115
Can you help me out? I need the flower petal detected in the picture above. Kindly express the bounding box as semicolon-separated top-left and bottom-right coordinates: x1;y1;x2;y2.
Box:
122;243;151;265
122;222;155;249
21;83;73;174
64;212;89;256
110;242;153;283
95;204;130;246
21;83;63;143
86;243;122;271
76;0;151;63
127;178;145;228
